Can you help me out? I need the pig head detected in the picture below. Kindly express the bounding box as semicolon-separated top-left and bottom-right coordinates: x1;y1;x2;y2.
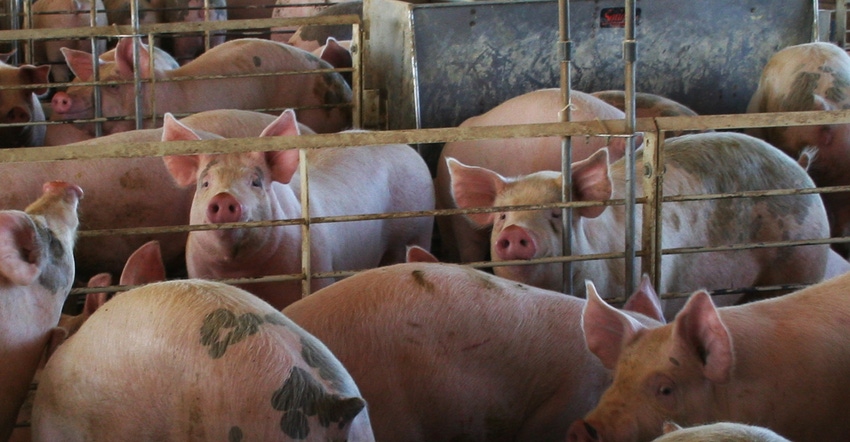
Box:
0;59;50;148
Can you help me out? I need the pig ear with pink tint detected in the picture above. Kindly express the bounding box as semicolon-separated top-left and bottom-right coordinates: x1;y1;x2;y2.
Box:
119;240;166;286
20;64;51;96
405;245;439;263
0;49;14;64
0;212;41;286
115;37;153;79
672;290;733;384
447;157;508;228
61;47;99;81
570;148;612;219
622;273;666;324
581;280;647;369
261;109;303;185
162;113;203;187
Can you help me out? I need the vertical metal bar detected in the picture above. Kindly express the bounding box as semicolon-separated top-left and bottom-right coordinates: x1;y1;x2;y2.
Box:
641;131;663;291
299;148;312;298
558;0;574;295
22;0;32;65
91;0;103;137
622;0;638;295
351;22;362;129
837;0;847;48
10;0;21;61
130;0;144;130
203;0;211;51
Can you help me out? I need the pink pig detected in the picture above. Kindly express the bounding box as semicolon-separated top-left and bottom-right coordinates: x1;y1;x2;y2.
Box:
32;279;375;441
50;37;351;137
650;422;791;442
567;271;850;442
0;181;81;441
27;0;107;83
747;42;850;257
163;109;434;309
0;109;279;281
434;88;638;264
284;264;665;441
448;132;830;307
0;56;50;148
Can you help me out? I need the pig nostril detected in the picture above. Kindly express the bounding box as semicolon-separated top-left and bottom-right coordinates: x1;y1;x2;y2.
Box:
584;422;598;440
210;204;220;214
519;239;527;247
227;204;236;213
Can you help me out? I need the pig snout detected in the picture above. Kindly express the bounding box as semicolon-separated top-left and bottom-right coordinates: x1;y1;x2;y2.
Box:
43;180;84;202
567;419;599;442
494;225;537;260
206;192;242;224
4;106;30;124
51;92;73;114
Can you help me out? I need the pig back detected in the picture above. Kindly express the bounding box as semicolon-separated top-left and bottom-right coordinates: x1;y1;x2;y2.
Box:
284;262;607;441
33;279;373;441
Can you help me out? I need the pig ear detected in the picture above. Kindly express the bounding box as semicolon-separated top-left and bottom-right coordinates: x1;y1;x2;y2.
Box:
447;157;507;228
61;47;97;81
662;421;683;434
261;109;303;184
622;274;666;324
406;245;439;263
120;240;166;286
115;38;152;79
0;49;15;64
581;280;646;369
162;113;203;186
83;290;108;315
673;290;733;384
0;212;41;286
19;64;51;96
41;327;70;368
571;148;612;218
318;37;352;70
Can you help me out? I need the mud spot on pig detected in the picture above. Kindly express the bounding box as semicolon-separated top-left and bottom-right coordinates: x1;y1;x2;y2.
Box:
199;308;265;359
300;336;345;389
253;56;262;67
781;72;820;111
36;222;73;295
411;269;435;292
119;167;147;190
228;426;243;442
271;366;365;438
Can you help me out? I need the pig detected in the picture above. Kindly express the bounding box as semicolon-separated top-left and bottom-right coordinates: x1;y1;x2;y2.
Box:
32;279;375;441
0;58;50;147
160;0;228;64
746;42;850;257
650;422;791;442
102;0;160;25
435;88;638;264
9;239;166;442
567;272;850;442
448;132;830;307
283;264;666;441
270;0;359;43
0;181;82;441
286;0;362;53
50;37;352;137
27;0;107;84
43;42;180;146
589;90;704;138
312;37;352;87
0;109;279;281
162;109;435;309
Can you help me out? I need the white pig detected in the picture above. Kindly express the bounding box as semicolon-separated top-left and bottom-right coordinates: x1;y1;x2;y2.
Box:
650;422;791;442
162;109;435;309
0;181;81;441
0;109;278;281
567;272;850;442
50;37;352;137
746;42;850;257
448;132;830;307
284;264;665;441
0;58;50;147
434;88;638;264
32;279;375;441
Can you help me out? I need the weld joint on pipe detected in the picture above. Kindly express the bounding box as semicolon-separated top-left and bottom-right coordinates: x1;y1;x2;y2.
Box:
622;40;637;62
558;41;573;62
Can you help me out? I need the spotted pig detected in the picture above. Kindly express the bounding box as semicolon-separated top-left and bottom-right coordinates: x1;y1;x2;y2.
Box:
32;279;374;441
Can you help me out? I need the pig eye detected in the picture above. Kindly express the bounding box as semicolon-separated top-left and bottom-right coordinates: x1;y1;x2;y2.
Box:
551;211;561;219
201;180;209;188
499;213;506;220
658;386;673;396
251;177;262;188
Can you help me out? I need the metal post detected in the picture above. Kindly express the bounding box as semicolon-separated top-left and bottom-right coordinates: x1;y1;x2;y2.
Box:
623;0;638;295
837;0;847;48
131;0;144;130
299;148;312;298
558;0;574;296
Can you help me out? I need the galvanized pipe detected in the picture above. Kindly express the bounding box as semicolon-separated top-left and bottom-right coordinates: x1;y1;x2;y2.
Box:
622;0;638;296
558;0;574;295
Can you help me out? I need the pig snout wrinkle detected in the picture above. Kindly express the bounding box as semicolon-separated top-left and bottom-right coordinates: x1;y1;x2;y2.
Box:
495;225;537;260
207;193;242;224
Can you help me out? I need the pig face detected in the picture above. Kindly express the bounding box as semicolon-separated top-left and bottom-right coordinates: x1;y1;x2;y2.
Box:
163;110;302;263
448;149;612;292
0;61;50;148
568;286;733;442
